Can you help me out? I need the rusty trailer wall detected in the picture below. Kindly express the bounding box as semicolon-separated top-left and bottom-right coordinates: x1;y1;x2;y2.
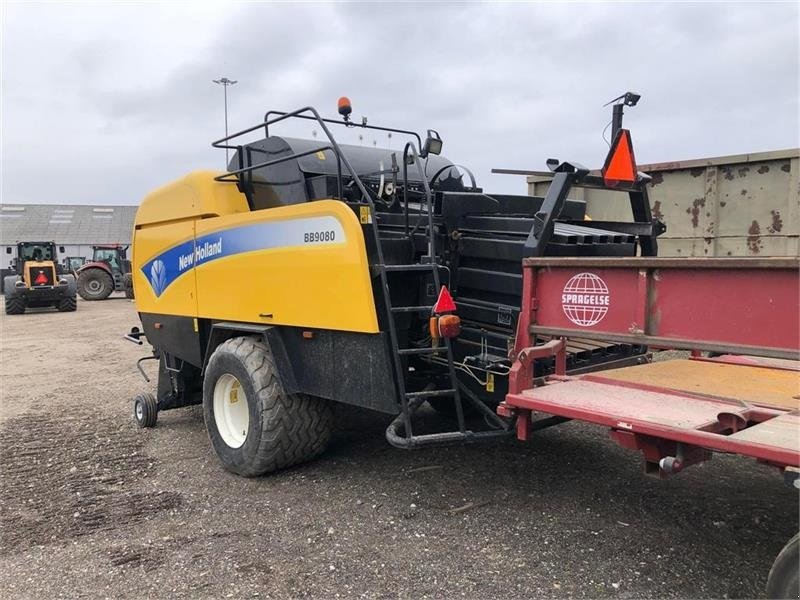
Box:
527;149;799;257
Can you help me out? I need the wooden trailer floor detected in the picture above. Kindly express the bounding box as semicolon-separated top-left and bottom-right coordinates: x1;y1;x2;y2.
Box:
505;359;800;466
598;359;800;412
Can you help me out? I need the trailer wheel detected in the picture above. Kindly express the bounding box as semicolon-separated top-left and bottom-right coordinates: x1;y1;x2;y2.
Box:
4;296;25;315
133;393;158;428
203;336;333;477
767;532;799;599
77;269;114;300
57;296;77;312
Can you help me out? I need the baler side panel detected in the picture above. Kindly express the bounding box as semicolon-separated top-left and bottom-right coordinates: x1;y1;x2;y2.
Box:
193;200;379;334
132;220;199;318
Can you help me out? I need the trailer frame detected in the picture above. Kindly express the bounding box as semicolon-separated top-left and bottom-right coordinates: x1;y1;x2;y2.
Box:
501;256;800;477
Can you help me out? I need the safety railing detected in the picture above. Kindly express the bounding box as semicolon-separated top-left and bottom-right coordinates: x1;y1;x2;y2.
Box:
214;144;344;202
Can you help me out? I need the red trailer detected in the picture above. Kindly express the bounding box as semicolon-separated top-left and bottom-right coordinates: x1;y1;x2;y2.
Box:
500;256;799;597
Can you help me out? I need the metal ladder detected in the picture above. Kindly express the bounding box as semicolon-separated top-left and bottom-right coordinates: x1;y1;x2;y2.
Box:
381;143;511;448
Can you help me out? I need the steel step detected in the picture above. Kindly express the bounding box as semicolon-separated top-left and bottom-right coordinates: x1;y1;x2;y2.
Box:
383;264;437;272
391;305;433;313
405;388;456;399
398;347;440;356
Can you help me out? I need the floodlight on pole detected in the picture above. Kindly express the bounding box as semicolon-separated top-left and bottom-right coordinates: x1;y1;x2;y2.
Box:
213;77;237;166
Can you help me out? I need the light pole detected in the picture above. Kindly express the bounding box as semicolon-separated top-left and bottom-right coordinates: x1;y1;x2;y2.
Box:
213;77;237;166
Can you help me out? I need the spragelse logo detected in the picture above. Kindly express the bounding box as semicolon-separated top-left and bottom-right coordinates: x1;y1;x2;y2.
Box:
561;272;610;327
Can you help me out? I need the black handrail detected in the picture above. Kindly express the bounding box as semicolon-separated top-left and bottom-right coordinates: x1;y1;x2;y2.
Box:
263;110;423;151
401;142;436;258
212;106;374;207
214;144;343;201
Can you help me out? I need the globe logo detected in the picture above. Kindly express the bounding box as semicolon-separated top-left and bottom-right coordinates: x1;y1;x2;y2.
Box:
561;272;610;327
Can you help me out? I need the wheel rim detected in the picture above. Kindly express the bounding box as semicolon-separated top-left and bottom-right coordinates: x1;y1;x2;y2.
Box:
135;401;144;421
87;279;101;292
213;374;249;448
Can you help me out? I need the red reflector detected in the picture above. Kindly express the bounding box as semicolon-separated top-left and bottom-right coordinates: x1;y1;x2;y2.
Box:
437;315;461;338
602;129;637;186
34;271;48;285
432;286;456;313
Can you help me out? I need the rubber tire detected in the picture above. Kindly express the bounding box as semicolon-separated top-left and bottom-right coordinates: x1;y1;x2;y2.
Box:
123;273;134;299
57;296;77;312
4;296;25;315
203;336;333;477
134;393;158;428
767;532;799;599
77;269;114;301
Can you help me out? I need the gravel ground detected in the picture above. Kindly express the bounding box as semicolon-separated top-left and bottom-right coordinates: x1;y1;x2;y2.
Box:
0;298;797;599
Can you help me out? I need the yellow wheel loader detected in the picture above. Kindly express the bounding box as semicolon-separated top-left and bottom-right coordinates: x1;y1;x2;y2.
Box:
4;241;77;314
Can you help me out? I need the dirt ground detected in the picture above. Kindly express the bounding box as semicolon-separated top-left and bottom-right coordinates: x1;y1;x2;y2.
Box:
0;298;797;599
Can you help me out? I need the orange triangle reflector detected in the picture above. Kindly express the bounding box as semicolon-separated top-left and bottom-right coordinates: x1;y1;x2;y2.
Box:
602;129;637;186
433;286;457;313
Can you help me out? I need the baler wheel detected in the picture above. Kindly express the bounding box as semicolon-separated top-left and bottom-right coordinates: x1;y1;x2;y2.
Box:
202;336;333;477
134;393;158;428
767;532;799;599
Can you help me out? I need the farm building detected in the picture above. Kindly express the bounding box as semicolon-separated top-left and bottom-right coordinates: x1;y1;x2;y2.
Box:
0;204;137;269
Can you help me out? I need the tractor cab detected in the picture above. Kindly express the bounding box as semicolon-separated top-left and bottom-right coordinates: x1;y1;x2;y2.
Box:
12;241;58;270
63;256;86;275
92;245;130;273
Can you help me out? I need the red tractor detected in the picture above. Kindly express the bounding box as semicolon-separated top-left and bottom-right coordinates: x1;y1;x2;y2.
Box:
76;245;134;300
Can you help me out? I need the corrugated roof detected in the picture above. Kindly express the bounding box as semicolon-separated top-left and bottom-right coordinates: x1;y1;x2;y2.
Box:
0;204;137;245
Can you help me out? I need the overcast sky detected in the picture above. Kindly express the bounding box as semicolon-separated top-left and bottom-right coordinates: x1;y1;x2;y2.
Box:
2;1;798;205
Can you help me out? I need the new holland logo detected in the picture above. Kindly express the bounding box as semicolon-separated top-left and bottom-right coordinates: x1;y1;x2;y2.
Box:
141;215;346;297
149;259;167;296
561;272;610;327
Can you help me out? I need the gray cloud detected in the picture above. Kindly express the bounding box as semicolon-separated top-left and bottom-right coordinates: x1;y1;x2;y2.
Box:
2;2;797;205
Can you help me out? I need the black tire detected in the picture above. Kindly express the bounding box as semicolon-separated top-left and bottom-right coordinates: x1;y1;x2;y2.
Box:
767;532;799;599
123;273;134;299
134;393;158;428
57;296;77;312
4;296;25;315
203;336;333;477
77;269;114;301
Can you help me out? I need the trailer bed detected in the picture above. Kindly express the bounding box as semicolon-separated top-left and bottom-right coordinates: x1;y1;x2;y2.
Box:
503;256;800;474
506;359;800;467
